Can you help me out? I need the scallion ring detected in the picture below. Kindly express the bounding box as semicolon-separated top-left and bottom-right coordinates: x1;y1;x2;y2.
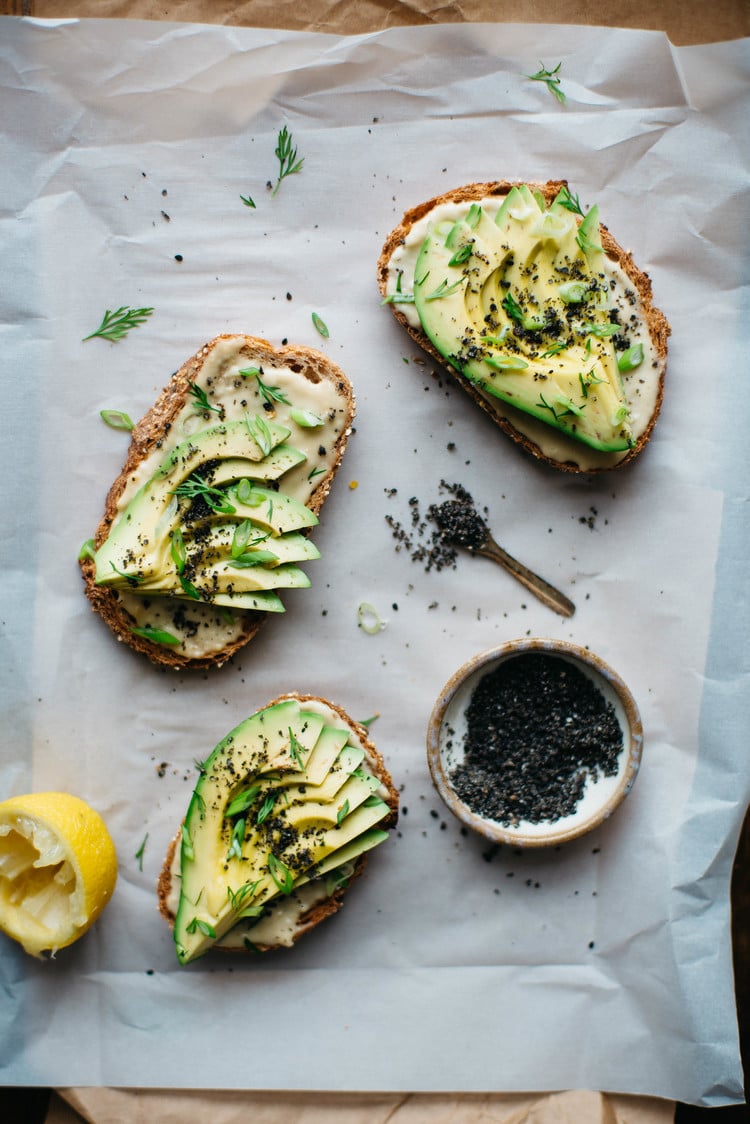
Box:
357;602;386;635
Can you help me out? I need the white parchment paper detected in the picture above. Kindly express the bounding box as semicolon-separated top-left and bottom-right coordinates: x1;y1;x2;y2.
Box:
0;17;748;1107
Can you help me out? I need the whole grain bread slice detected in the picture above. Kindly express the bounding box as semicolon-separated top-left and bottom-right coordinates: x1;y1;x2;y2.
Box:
80;335;355;669
378;180;670;472
156;693;399;954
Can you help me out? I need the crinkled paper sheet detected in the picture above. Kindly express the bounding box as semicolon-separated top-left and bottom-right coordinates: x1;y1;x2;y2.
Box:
0;16;748;1107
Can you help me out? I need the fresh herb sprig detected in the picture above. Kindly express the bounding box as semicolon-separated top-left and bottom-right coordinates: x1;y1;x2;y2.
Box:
83;306;154;342
556;185;584;215
134;833;149;871
272;126;304;196
288;728;306;769
239;367;290;407
188;381;222;415
527;61;566;105
172;474;237;514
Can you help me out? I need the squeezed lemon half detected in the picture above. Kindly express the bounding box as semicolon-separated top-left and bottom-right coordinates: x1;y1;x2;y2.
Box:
0;792;117;957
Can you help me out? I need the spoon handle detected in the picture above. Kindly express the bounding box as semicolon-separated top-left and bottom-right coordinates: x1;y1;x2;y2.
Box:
474;536;576;617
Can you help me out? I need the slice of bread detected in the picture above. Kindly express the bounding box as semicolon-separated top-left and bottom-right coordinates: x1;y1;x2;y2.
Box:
157;693;399;954
80;335;355;669
378;180;670;473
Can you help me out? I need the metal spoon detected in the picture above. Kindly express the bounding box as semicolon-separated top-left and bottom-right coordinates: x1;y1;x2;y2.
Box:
467;533;575;618
431;499;575;618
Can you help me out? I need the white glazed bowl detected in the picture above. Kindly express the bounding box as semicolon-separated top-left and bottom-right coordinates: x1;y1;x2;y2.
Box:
426;638;643;848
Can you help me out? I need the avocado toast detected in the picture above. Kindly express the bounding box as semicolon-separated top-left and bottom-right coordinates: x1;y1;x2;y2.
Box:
80;335;355;668
378;180;670;472
157;693;399;963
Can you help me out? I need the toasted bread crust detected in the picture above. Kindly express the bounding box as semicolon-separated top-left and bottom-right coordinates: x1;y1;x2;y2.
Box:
157;693;398;953
378;180;670;473
80;335;355;669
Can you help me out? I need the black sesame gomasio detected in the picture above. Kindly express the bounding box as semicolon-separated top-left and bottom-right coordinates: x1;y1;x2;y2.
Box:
430;499;488;549
450;653;623;826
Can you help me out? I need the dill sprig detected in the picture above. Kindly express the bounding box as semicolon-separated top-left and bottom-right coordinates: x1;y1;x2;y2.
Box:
172;474;236;514
527;61;566;105
134;833;149;871
83;306;154;342
239;367;290;407
188;381;222;415
556;185;584;215
272;126;304;196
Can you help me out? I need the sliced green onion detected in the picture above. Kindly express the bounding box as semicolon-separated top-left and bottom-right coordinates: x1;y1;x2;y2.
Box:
381;292;416;305
78;538;96;562
583;322;619;338
180;825;195;861
100;409;134;431
236;479;263;506
226;817;246;860
559;281;588;304
485;355;529;372
268;852;294;895
231;519;254;559
230;550;278;568
224;785;261;818
357;602;386;634
465;203;482;229
256;795;276;825
556;395;585;418
131;625;181;646
448;243;473;266
336;799;350;826
312;312;329;338
289;407;324;428
245;413;273;457
170;528;186;574
617;344;644;372
482;330;509;347
179;574;201;600
186;917;216;938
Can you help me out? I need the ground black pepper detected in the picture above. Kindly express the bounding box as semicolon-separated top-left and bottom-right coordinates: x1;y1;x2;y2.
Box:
384;480;489;571
450;653;622;826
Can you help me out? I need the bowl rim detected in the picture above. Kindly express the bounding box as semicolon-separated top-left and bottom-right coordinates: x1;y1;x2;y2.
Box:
426;637;644;848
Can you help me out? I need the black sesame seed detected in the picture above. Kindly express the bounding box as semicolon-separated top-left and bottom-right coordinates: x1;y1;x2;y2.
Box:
450;653;622;827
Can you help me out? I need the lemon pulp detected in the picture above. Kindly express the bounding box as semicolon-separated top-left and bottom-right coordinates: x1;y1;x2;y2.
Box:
0;792;117;957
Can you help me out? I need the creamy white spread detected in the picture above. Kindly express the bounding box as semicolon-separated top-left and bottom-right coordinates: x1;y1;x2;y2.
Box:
386;198;662;470
110;338;351;660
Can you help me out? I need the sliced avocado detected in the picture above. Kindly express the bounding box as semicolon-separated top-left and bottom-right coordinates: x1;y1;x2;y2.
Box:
93;413;322;614
205;445;307;487
413;188;633;452
132;560;311;595
221;484;318;535
174;698;392;964
94;417;298;583
186;524;320;567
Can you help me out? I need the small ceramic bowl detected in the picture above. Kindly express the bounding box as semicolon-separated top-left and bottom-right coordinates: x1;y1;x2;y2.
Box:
426;638;643;848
